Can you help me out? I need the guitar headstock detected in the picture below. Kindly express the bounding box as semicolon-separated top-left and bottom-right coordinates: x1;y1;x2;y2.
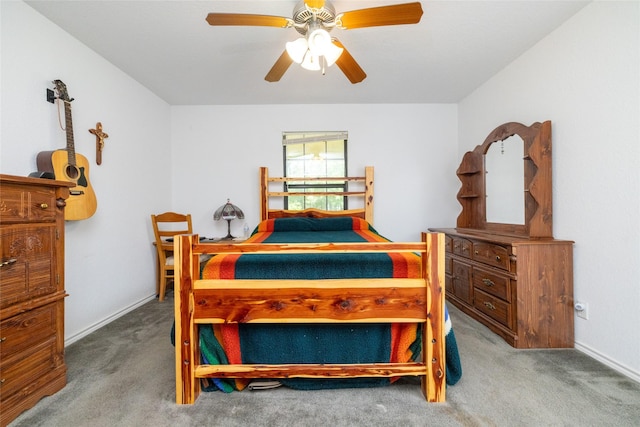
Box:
53;79;73;103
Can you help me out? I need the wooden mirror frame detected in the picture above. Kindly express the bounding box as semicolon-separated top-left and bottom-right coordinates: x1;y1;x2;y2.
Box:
455;121;553;238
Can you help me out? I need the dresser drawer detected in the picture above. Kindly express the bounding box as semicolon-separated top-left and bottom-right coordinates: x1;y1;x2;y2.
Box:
473;242;511;271
472;267;512;302
0;337;58;400
444;255;452;275
444;235;453;253
0;225;57;308
452;237;472;259
0;183;57;223
0;304;57;362
473;288;512;328
451;259;472;304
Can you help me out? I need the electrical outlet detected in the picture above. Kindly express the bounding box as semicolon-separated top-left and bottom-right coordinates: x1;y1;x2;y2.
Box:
575;301;589;320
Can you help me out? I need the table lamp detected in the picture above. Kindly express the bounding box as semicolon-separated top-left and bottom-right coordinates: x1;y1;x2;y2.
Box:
213;199;244;240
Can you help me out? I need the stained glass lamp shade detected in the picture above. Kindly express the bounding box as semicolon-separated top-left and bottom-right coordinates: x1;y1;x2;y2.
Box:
213;199;244;240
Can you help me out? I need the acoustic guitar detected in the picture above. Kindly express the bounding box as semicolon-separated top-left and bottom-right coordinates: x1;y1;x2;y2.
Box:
37;79;97;220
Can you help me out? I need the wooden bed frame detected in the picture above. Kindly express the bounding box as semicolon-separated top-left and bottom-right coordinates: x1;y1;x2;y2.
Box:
173;167;446;404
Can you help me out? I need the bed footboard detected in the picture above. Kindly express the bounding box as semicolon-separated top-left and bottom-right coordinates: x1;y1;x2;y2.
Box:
174;232;445;404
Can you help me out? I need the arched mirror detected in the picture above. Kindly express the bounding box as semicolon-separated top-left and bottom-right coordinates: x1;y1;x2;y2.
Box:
455;121;553;238
485;135;525;225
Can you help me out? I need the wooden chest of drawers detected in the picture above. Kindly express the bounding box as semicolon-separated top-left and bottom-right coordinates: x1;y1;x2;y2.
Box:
0;174;72;426
431;228;574;348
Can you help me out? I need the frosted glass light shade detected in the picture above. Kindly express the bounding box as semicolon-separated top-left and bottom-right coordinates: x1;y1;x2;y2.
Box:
323;41;344;67
307;28;332;56
286;38;308;64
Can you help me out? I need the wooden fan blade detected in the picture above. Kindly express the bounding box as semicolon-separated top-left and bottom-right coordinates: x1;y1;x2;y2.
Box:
332;40;366;84
338;2;423;29
265;51;294;82
206;13;290;28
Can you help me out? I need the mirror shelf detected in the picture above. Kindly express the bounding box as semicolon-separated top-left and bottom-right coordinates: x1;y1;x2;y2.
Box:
455;121;553;238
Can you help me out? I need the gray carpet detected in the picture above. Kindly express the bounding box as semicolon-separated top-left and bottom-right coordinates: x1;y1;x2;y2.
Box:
10;295;640;427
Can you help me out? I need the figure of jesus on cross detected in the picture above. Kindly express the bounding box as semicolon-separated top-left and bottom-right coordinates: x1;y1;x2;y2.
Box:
89;122;109;165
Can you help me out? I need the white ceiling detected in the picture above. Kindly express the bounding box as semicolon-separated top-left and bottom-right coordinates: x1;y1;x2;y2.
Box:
25;1;590;105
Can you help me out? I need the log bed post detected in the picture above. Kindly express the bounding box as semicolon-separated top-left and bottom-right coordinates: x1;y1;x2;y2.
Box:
174;234;200;404
364;166;374;225
259;167;268;222
422;231;446;402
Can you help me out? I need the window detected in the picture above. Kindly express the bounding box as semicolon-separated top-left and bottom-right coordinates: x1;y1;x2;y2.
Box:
282;131;348;211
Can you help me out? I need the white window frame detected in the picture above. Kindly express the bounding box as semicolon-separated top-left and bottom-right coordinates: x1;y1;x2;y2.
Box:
282;131;348;211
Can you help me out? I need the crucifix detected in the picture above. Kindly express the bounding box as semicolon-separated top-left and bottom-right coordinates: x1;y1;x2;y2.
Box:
89;122;109;165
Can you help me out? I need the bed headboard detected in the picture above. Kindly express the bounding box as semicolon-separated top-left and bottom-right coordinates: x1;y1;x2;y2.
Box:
259;166;374;224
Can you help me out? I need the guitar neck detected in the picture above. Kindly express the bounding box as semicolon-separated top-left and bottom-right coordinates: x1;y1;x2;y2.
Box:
63;101;76;166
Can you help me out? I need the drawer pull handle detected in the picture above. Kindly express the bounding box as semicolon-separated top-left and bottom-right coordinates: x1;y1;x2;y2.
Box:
40;203;49;209
483;301;496;310
495;255;501;262
482;278;495;287
0;258;18;267
0;337;6;342
474;250;478;255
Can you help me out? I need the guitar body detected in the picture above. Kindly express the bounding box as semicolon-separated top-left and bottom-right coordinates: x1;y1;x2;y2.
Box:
37;149;97;220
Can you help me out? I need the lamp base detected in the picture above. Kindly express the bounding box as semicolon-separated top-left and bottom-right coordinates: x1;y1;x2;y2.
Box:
221;219;235;240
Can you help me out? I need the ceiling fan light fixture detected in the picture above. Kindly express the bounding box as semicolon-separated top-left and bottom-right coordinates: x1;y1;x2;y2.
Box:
285;37;308;63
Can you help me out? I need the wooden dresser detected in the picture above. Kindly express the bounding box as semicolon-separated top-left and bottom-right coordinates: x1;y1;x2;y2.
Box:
429;228;573;348
0;174;72;426
432;121;574;348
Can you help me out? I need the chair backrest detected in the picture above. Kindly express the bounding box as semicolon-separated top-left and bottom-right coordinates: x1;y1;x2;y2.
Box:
151;212;193;252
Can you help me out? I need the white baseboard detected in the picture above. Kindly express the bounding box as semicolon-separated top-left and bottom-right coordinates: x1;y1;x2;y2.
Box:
64;294;157;347
575;341;640;383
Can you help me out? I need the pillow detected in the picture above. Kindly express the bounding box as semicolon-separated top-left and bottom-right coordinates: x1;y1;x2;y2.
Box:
257;216;371;232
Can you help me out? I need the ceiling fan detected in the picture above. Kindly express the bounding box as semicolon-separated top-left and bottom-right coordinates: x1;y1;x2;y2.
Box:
205;1;424;84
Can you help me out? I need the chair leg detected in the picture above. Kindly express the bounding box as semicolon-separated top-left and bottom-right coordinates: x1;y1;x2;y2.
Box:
156;260;161;298
159;268;167;302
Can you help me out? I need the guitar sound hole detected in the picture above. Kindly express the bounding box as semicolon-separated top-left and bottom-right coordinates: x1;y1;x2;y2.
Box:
65;165;79;180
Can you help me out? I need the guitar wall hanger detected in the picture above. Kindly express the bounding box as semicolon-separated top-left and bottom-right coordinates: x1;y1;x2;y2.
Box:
46;88;56;103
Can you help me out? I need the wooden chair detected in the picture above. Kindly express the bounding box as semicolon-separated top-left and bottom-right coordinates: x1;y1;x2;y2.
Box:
151;212;193;302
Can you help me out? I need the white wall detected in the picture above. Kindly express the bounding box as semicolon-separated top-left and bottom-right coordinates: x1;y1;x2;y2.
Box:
170;104;460;242
458;1;640;380
1;1;171;343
